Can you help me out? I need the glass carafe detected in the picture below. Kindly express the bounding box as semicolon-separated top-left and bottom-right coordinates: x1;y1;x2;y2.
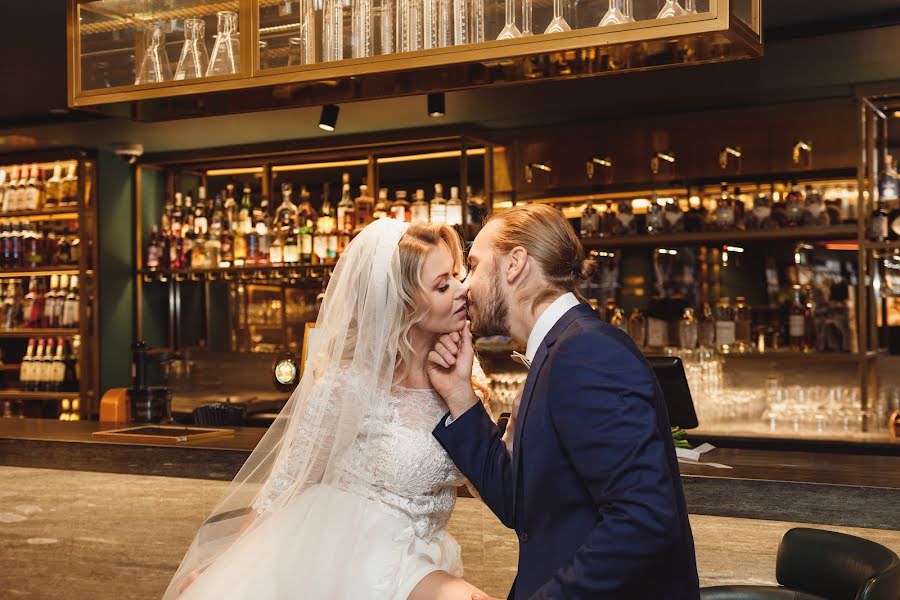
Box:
599;0;625;26
206;11;240;77
657;0;687;19
496;0;521;39
174;18;209;81
135;21;172;85
544;0;571;33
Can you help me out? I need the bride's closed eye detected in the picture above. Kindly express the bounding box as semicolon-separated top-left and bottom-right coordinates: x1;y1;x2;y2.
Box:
437;273;460;293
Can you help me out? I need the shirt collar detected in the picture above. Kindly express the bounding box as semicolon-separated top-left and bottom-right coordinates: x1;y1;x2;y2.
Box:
525;292;581;363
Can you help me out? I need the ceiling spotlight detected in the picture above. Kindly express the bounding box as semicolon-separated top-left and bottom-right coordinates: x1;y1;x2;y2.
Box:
427;92;445;117
318;104;339;131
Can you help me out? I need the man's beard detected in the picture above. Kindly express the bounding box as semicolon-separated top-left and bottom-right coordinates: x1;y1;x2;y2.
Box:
469;265;510;337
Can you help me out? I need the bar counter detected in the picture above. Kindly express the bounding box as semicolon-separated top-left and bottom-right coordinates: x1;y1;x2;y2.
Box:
1;418;898;531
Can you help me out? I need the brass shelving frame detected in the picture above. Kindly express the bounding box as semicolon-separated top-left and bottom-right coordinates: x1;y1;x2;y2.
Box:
68;0;762;119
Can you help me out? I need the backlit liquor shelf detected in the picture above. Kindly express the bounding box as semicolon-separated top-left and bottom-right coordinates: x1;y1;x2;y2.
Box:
582;224;858;249
139;264;334;282
0;268;81;278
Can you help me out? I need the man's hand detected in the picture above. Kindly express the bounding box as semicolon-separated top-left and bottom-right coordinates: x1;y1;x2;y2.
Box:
427;321;478;418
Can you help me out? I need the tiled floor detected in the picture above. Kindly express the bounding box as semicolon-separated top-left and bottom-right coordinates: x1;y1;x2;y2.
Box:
1;466;898;599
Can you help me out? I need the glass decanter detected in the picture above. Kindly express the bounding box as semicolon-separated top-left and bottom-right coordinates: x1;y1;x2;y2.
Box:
135;21;172;85
544;0;571;34
599;0;627;26
206;11;240;77
496;0;522;39
174;18;209;80
657;0;687;19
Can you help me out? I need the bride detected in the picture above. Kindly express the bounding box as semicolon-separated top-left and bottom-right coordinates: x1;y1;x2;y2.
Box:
165;218;495;600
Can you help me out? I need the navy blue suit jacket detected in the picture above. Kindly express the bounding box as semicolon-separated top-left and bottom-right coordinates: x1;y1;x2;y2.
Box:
433;303;699;599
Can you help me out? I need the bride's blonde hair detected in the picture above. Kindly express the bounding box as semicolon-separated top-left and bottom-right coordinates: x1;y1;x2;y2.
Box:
396;223;491;404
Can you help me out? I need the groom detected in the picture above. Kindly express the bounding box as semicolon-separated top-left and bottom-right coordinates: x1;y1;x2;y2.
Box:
428;204;700;599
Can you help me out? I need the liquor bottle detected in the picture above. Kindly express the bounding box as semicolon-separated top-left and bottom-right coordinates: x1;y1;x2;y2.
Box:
171;192;184;239
5;280;21;329
62;276;79;328
430;184;447;225
248;198;267;265
627;308;646;349
373;188;391;220
337;177;356;234
317;190;337;262
21;220;38;267
232;221;247;266
699;303;716;349
801;185;830;228
5;166;20;212
615;200;637;235
218;224;234;268
268;227;284;265
0;221;9;268
600;201;619;236
204;231;221;269
61;163;79;206
391;191;411;222
734;296;752;353
784;180;803;227
0;280;12;329
14;166;29;212
446;186;463;226
580;203;599;237
22;277;37;328
44;274;60;329
50;338;67;392
732;187;747;229
144;225;162;269
30;339;46;392
191;230;208;268
297;185;318;226
275;183;299;234
223;184;238;231
682;188;704;233
664;198;684;232
45;164;62;209
39;338;56;391
24;164;43;212
645;198;665;235
789;285;808;352
210;193;225;237
679;307;698;350
715;297;736;353
20;339;35;391
870;197;889;242
354;184;374;233
183;193;195;234
0;169;8;213
283;225;300;265
54;274;68;329
715;184;735;231
745;191;774;230
194;186;209;236
63;337;79;392
411;189;430;224
879;153;899;205
609;307;628;335
239;186;253;229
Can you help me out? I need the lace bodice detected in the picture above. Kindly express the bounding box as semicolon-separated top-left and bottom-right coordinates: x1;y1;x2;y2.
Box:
254;378;465;541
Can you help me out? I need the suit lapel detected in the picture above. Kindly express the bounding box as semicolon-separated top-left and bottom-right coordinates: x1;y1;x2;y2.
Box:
510;302;596;516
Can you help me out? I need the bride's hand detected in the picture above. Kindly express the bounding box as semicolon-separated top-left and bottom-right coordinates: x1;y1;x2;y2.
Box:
427;321;478;418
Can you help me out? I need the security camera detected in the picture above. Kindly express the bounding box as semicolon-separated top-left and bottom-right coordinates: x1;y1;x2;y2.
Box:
112;143;144;164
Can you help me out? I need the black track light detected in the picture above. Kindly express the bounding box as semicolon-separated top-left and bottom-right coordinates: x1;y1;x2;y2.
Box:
427;92;445;118
319;104;339;131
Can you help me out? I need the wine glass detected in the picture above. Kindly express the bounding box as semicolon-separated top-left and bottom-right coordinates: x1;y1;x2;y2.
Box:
136;21;172;84
598;0;627;26
544;0;571;33
657;0;687;19
496;0;522;39
174;18;209;81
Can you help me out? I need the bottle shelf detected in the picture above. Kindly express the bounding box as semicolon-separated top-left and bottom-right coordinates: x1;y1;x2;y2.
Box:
140;263;334;281
0;390;75;400
582;224;858;249
716;350;882;363
0;207;79;221
0;268;80;279
0;329;80;339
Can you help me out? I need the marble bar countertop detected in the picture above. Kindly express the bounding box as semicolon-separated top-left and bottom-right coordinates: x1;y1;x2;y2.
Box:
0;419;898;531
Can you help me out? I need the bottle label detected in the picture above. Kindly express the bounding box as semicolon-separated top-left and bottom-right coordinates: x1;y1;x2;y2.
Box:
269;245;283;264
789;314;805;337
715;321;736;345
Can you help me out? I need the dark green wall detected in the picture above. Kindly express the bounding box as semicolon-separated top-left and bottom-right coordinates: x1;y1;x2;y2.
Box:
97;151;134;393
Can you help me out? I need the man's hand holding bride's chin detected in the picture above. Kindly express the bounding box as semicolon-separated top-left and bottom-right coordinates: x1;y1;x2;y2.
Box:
427;320;478;419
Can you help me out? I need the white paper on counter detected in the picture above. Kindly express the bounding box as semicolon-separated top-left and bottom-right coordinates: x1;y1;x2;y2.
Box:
676;443;733;469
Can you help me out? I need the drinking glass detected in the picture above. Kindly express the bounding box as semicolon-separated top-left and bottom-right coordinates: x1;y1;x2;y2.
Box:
599;0;627;26
136;21;172;84
656;0;687;19
324;0;344;60
206;11;240;76
496;0;522;39
353;0;374;57
174;18;209;80
544;0;572;33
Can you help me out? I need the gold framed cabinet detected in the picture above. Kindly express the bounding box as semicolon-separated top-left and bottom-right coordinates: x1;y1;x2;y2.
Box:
68;0;761;119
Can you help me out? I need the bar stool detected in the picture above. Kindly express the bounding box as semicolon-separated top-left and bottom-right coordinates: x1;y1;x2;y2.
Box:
700;527;900;600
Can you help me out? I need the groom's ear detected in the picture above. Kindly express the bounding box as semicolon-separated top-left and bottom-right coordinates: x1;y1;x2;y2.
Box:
506;246;529;284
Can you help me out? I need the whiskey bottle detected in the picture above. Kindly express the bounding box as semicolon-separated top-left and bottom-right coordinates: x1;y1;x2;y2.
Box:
194;186;209;236
44;274;60;329
275;183;299;235
373;188;390;220
715;297;736;353
870;197;889;242
430;184;447;224
54;274;68;329
788;285;808;352
223;184;238;232
20;338;36;391
61;163;79;207
50;337;66;392
38;338;56;391
734;296;752;353
232;221;247;267
29;338;46;391
337;179;356;234
391;191;411;222
446;187;463;226
411;189;430;224
802;185;830;228
616;200;637;235
745;191;774;230
24;164;43;212
0;169;9;213
664;198;684;232
580;203;599;237
715;184;735;231
62;276;79;328
45;164;62;209
354;184;374;233
784;180;803;227
679;307;698;349
283;226;300;265
268;229;284;265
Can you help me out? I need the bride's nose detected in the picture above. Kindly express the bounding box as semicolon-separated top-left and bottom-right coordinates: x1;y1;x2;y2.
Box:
455;278;469;297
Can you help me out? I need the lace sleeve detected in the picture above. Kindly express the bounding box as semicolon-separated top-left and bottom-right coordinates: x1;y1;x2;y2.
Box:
251;373;344;513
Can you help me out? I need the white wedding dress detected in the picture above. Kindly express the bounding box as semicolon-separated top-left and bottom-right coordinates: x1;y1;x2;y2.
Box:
179;378;466;600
